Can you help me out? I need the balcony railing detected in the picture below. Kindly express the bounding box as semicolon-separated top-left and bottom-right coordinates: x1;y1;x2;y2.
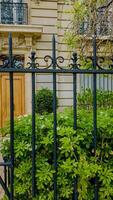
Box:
0;2;28;25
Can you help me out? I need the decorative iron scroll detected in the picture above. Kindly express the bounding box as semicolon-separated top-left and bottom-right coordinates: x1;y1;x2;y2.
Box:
0;55;24;68
0;33;113;73
1;51;113;72
43;55;65;69
27;50;113;71
69;55;113;71
28;51;39;69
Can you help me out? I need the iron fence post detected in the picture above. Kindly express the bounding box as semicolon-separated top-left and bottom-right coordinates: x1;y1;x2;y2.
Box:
93;35;98;200
9;33;14;200
31;51;36;197
52;34;58;200
72;52;78;200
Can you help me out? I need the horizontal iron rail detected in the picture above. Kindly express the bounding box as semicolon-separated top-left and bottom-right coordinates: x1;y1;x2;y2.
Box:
1;68;113;74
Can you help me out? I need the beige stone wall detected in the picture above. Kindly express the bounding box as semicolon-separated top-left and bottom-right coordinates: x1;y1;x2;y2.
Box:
30;0;58;58
57;0;73;108
30;0;74;109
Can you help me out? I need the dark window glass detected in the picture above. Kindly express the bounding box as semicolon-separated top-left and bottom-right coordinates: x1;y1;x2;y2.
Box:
0;0;27;24
1;0;13;24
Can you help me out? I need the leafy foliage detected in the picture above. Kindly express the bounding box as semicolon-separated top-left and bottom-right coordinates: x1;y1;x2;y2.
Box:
78;88;113;108
1;107;113;199
64;0;113;61
35;88;58;114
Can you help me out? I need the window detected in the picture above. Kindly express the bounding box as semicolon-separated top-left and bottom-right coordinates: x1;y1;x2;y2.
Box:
97;8;112;35
0;0;28;24
79;3;113;36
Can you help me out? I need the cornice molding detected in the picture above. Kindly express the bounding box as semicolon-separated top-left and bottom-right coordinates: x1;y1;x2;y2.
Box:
0;24;43;50
0;24;43;35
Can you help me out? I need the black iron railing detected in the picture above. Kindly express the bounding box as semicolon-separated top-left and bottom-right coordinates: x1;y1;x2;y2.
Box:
1;33;113;200
0;2;28;24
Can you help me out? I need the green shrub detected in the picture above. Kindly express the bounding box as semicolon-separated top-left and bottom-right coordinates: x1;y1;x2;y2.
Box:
78;88;113;108
35;88;58;114
1;108;113;199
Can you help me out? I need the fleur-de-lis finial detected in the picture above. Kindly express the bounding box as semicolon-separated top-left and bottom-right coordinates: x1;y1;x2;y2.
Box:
31;51;36;61
71;52;78;69
30;51;36;69
27;51;39;69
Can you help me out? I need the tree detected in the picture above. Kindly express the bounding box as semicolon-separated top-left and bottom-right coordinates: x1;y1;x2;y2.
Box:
64;0;113;67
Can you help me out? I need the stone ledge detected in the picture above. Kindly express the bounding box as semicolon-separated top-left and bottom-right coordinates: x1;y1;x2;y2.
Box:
0;25;43;49
0;24;43;37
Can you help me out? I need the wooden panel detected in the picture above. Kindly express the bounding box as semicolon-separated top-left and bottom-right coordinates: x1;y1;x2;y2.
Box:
0;73;25;128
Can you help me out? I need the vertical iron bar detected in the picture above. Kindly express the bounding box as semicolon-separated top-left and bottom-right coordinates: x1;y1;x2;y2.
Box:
111;75;113;107
107;76;109;108
87;75;89;89
4;166;7;187
93;35;98;200
73;53;78;200
4;157;8;188
107;75;109;91
4;157;7;187
73;69;77;129
80;74;82;93
8;167;10;186
31;51;36;197
9;33;14;200
83;74;85;91
98;75;101;90
111;75;113;91
52;35;57;200
103;75;105;90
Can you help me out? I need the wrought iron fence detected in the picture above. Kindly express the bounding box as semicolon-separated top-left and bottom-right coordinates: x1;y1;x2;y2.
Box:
0;2;28;24
0;33;113;200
